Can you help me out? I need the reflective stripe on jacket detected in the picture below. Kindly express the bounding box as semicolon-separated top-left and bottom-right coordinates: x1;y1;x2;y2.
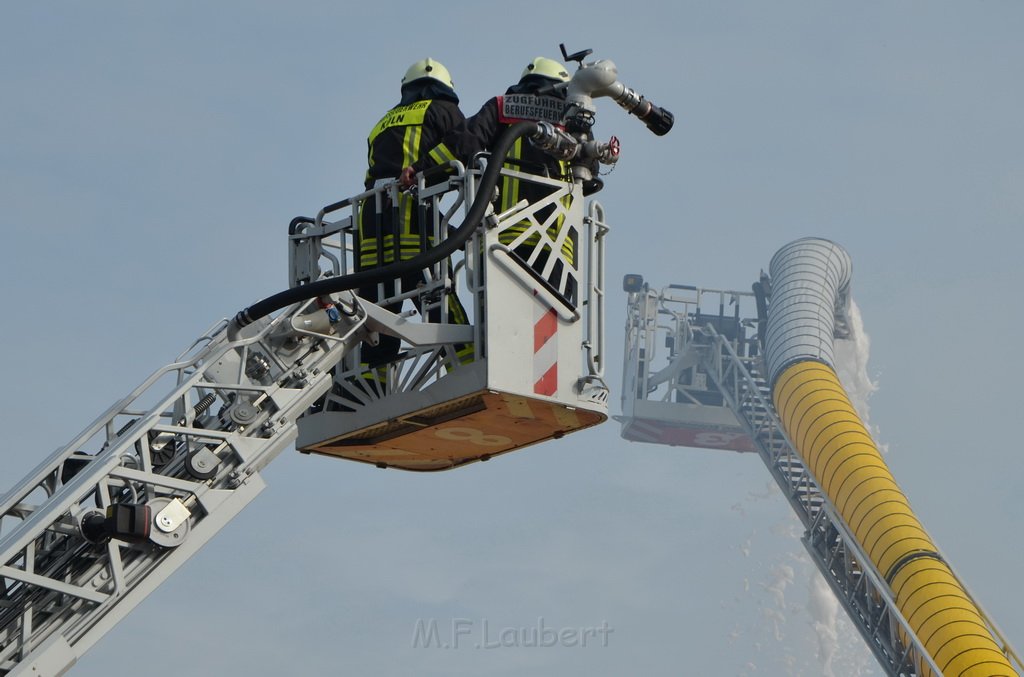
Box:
360;98;464;267
411;95;574;264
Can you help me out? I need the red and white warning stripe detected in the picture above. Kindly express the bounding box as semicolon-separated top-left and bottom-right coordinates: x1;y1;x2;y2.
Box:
533;304;558;396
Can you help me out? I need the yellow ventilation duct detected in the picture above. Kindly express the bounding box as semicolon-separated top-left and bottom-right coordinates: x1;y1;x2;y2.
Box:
764;238;1016;677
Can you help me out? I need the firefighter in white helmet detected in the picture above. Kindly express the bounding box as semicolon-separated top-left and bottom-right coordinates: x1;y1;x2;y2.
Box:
399;57;576;298
358;58;470;374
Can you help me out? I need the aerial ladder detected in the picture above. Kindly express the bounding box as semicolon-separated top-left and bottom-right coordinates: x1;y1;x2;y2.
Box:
618;238;1022;676
0;47;673;675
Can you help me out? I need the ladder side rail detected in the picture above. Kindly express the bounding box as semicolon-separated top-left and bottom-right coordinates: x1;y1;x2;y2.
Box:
0;343;239;547
0;301;309;540
0;337;232;520
2;467;235;661
801;503;911;674
54;480;266;672
704;329;824;523
704;331;925;674
3;477;268;677
701;327;941;677
707;355;922;675
0;316;289;606
1;294;364;675
1;310;280;530
710;328;1021;674
3;325;356;667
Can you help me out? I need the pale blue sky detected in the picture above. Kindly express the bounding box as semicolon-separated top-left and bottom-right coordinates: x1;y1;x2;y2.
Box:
2;3;1022;675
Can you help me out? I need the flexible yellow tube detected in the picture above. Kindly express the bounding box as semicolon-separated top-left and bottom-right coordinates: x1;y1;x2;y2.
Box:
774;359;1016;677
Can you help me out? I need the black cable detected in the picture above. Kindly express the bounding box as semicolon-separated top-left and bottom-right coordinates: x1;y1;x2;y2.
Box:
230;121;540;333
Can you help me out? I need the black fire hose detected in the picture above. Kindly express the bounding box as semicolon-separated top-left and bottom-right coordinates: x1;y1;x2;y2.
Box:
229;121;541;335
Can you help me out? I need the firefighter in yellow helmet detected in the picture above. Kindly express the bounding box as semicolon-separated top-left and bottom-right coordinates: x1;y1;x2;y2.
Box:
358;58;470;374
399;57;576;300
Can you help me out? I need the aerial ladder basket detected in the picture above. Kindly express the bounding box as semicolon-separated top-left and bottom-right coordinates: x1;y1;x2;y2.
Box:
283;45;673;471
617;242;1022;676
618;278;762;452
290;163;610;471
1;49;672;675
